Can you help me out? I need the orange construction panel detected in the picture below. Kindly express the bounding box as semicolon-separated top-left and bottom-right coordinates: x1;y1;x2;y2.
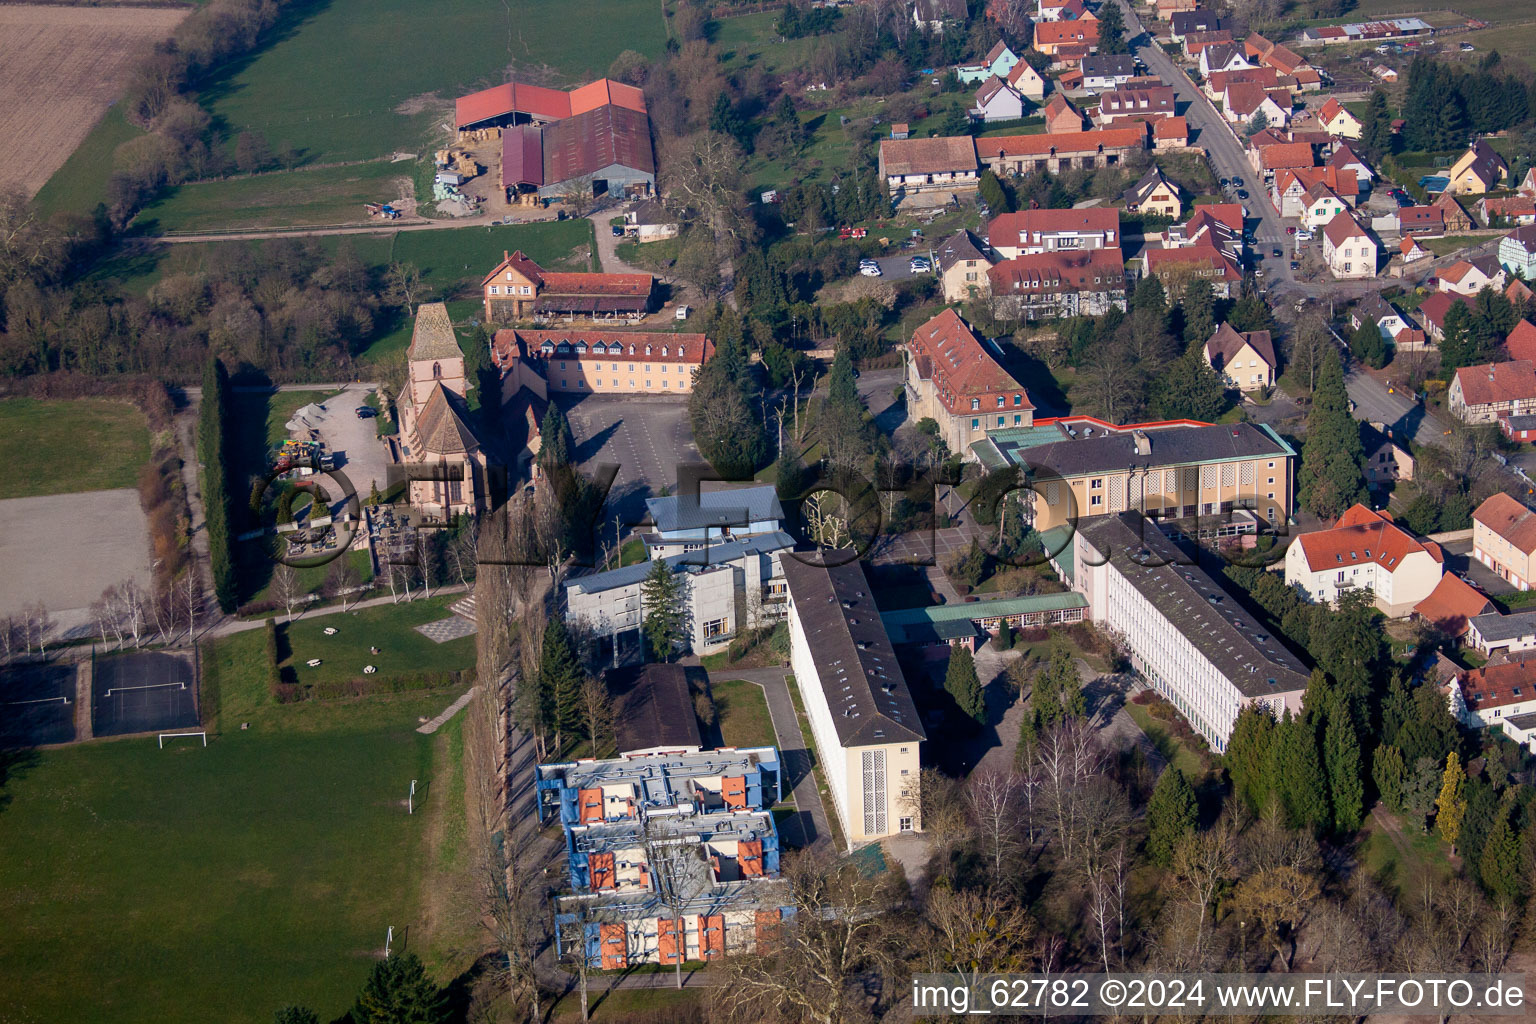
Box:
755;909;782;952
657;917;681;964
589;851;615;891
600;923;628;970
721;775;748;809
698;914;725;960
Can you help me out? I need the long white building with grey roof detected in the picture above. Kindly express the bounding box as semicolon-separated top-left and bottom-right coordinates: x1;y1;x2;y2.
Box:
782;552;926;851
1072;512;1311;749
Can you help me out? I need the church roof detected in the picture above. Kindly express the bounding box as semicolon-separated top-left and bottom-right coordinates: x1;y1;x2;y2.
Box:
410;302;462;362
415;384;482;456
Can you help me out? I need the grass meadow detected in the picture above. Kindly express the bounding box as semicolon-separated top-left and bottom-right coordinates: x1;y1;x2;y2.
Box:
1;398;152;498
0;623;476;1024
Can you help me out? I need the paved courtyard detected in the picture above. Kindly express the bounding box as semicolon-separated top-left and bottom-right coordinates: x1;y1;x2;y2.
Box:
0;488;152;639
561;394;697;528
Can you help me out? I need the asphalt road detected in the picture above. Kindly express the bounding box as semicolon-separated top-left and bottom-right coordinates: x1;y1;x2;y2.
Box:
1125;1;1294;284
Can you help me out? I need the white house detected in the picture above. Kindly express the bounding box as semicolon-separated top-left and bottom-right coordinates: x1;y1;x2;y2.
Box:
1283;504;1445;617
1322;211;1378;279
782;553;925;850
1073;513;1310;751
972;77;1025;123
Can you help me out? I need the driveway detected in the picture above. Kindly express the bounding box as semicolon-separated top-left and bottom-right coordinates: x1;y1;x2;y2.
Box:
561;394;697;528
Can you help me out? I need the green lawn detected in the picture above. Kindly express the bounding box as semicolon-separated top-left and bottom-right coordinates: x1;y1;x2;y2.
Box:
1;398;152;498
278;593;476;689
711;678;778;750
133;160;414;234
33;106;146;218
197;0;668;167
0;689;458;1023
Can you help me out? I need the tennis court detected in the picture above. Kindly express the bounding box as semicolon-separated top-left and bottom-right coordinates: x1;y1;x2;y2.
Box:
0;663;77;746
92;651;199;738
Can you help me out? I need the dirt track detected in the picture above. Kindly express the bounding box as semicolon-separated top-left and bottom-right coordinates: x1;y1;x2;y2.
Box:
0;4;187;197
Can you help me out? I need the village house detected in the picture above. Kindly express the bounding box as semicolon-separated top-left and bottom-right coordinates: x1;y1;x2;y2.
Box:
1169;9;1227;42
974;126;1147;177
1200;42;1254;78
972;77;1026;123
1396;205;1445;239
1034;19;1099;55
1284;504;1444;617
935;228;996;302
903;308;1034;456
1122;167;1181;218
1142;244;1243;298
1223;83;1291;127
956;40;1020;83
1499;225;1536;280
481;250;656;323
1096;85;1176;125
1450;660;1536;754
1473;492;1536;591
1203;322;1276;392
877;136;980;198
1043;93;1086;133
1006;59;1048;100
987;249;1128;319
1435;256;1504;297
1315;97;1362;139
988;206;1120;258
1322;212;1377;279
1448;139;1509;196
1449;360;1536;424
1082;54;1137;92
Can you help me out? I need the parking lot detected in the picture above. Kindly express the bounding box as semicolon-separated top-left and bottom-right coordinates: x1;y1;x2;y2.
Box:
561;394;697;528
281;386;393;507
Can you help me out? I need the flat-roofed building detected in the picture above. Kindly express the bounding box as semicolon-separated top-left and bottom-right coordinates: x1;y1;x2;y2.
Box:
1072;512;1310;749
782;552;925;850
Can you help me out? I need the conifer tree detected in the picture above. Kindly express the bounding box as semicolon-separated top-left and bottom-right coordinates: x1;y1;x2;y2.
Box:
946;646;987;723
1146;766;1199;866
1435;751;1467;851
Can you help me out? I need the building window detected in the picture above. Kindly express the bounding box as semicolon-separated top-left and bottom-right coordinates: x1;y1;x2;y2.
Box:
861;750;887;835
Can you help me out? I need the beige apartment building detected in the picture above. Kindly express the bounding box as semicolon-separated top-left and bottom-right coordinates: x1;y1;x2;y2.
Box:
782;553;925;851
973;419;1296;532
903;308;1033;458
491;328;714;395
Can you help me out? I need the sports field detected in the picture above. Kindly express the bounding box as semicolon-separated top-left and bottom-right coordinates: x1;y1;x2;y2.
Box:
0;623;477;1024
199;0;669;166
1;398;152;498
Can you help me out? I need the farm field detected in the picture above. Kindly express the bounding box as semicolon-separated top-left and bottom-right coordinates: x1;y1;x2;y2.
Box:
0;398;152;498
198;0;669;167
0;628;474;1023
132;160;414;233
0;5;186;197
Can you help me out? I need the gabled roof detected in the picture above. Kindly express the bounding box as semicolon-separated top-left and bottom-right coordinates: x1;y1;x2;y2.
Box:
907;308;1031;415
1475;492;1536;556
779;553;926;746
1205;322;1276;369
935;228;992;272
415;383;482;456
1454;360;1536;409
1415;574;1493;638
879;136;978;176
409;302;462;361
1293;503;1442;574
1505;320;1536;363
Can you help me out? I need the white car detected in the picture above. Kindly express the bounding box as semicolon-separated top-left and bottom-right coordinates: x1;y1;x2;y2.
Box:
860;263;883;277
